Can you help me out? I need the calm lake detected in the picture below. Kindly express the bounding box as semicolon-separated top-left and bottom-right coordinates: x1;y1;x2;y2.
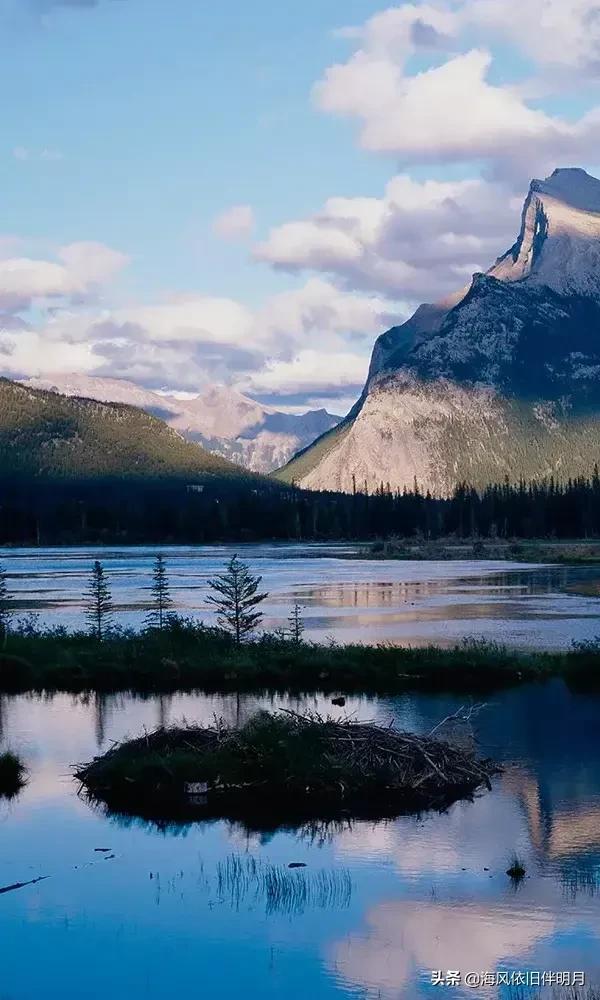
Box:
2;542;600;647
2;544;600;998
1;684;600;999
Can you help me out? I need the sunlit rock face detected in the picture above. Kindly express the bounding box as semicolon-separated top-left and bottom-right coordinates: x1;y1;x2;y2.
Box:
489;167;600;297
281;169;600;495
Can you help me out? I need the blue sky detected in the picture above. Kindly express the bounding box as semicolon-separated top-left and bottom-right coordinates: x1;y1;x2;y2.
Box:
0;0;391;301
1;0;600;411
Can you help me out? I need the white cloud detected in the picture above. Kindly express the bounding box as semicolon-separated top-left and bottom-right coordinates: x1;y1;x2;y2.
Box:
256;174;520;300
12;146;64;162
256;220;363;270
212;204;255;241
334;5;458;62
338;1;600;76
258;277;396;336
245;279;397;398
314;3;600;180
108;296;257;346
0;325;97;373
0;272;397;405
241;348;368;399
355;50;562;156
58;241;129;288
464;0;600;75
0;241;128;312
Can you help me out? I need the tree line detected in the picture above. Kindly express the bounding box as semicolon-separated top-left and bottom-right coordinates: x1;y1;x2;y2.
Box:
2;470;600;544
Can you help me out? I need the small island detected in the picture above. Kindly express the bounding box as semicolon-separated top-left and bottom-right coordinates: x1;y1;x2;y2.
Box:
75;711;500;826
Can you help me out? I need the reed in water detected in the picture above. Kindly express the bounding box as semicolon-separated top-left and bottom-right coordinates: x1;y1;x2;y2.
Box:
0;751;27;799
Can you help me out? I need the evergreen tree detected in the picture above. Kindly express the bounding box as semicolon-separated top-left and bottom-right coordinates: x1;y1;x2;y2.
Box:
85;561;114;641
0;564;11;641
145;554;173;631
206;555;268;644
288;603;306;644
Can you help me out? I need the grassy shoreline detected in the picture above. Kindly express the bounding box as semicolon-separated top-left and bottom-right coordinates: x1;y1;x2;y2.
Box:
359;537;600;564
0;751;27;798
4;537;600;565
1;622;599;695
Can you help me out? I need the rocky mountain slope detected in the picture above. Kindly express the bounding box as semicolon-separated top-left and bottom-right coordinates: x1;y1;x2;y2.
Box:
279;168;600;494
24;374;340;474
0;378;263;482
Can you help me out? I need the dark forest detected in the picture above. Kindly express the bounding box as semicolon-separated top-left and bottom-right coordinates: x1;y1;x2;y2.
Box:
2;469;600;545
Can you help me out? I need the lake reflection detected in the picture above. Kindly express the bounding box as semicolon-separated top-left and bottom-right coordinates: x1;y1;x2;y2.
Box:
2;542;600;647
1;684;600;999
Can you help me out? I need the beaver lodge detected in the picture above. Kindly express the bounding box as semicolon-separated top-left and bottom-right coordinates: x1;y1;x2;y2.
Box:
75;711;500;825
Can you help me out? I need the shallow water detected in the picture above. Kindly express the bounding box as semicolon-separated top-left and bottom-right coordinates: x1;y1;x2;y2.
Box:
1;684;600;999
3;542;600;648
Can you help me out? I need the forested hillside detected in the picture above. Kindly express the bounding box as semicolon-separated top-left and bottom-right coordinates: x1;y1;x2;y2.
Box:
0;379;254;482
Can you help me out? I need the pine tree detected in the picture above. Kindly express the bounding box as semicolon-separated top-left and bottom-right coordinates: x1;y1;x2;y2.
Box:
288;603;305;644
0;564;11;641
85;561;114;641
206;554;268;644
145;554;173;631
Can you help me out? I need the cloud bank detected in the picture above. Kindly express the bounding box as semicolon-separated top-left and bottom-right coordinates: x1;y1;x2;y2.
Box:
0;242;128;312
0;244;396;408
256;174;521;300
314;2;600;182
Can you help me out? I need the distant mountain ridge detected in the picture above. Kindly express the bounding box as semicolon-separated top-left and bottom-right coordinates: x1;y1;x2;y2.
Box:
279;168;600;494
23;375;340;474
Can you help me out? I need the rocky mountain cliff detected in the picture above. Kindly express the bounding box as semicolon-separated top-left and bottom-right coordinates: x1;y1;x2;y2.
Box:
23;375;340;474
279;168;600;494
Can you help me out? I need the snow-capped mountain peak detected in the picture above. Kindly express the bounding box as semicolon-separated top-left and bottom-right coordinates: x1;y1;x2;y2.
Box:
279;167;600;495
368;168;600;383
532;167;600;212
488;167;600;296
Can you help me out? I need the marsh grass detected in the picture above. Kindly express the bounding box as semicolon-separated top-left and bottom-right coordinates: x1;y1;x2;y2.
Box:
362;537;600;565
1;618;598;696
561;868;600;900
0;751;27;798
506;852;527;880
215;853;352;916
